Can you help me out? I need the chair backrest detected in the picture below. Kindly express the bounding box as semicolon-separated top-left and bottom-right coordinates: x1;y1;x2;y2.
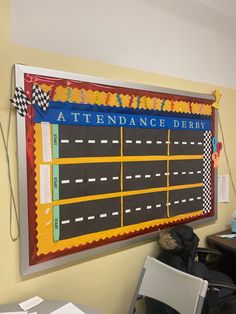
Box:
129;256;208;314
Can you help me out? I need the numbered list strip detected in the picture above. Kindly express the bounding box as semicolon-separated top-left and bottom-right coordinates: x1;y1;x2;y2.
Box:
41;122;52;162
40;165;52;204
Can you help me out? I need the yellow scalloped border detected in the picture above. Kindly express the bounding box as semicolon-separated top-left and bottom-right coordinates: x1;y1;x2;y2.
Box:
34;123;204;256
39;84;212;116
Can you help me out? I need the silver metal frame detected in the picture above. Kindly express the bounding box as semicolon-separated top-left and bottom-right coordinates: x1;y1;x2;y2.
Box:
15;64;217;276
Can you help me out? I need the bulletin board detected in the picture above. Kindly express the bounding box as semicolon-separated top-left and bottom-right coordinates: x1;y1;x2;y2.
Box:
13;65;218;275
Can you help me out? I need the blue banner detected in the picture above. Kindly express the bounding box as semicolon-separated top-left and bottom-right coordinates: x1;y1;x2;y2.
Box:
34;107;211;131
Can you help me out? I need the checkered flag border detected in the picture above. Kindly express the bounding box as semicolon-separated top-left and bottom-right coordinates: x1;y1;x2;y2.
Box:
203;131;212;213
32;84;50;111
10;87;31;117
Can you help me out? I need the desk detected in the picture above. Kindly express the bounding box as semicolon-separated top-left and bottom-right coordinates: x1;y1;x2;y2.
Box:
207;229;236;282
0;300;104;314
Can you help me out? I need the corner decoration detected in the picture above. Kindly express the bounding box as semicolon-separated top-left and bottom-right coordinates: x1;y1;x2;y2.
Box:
13;65;219;275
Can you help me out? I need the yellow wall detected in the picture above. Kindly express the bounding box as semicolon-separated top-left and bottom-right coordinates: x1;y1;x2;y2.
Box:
1;1;236;313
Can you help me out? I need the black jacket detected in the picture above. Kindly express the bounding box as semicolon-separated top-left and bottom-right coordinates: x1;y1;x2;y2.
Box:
145;225;209;314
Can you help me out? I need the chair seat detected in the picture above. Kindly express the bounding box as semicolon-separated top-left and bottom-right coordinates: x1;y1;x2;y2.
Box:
208;270;234;298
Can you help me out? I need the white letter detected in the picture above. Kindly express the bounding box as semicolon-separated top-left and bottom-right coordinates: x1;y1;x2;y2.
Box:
182;120;187;128
188;121;194;129
96;114;104;124
195;121;200;129
150;118;156;127
108;115;116;125
119;116;126;125
82;113;92;123
57;112;66;122
173;120;179;128
140;117;147;127
129;117;136;126
200;122;205;129
159;119;166;127
71;112;80;122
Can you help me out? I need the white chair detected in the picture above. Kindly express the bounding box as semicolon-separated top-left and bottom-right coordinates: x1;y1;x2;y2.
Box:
129;256;208;314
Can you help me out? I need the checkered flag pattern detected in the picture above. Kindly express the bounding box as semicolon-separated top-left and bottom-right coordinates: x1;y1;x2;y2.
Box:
32;84;50;111
10;87;31;117
203;131;212;213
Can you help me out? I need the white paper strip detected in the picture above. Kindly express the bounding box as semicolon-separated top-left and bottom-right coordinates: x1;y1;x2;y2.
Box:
40;165;51;204
218;174;229;203
19;296;44;311
50;302;85;314
0;312;28;314
41;122;52;162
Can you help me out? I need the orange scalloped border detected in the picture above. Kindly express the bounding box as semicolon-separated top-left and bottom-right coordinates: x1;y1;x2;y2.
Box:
39;84;212;116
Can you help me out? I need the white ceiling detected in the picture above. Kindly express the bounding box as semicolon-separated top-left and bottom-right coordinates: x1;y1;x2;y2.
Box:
9;0;236;89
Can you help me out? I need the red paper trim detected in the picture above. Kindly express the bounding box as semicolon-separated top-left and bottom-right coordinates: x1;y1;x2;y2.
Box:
23;73;215;265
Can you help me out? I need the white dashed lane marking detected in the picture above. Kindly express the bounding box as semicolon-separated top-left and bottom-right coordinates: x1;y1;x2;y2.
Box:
122;195;203;215
63;211;121;225
126;176;132;179
88;178;96;182
100;177;108;181
61;179;70;184
172;197;202;205
75;217;83;222
62;138;203;147
64;169;203;186
88;216;95;220
100;213;107;218
75;179;83;183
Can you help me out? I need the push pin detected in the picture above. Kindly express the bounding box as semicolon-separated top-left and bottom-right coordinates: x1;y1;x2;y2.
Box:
212;137;217;153
212;152;219;168
216;142;222;157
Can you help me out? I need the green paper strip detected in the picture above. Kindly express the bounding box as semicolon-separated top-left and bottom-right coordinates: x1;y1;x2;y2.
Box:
53;164;59;201
52;124;59;159
53;205;60;242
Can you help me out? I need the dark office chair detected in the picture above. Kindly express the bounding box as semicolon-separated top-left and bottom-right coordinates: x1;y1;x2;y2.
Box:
143;224;236;314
